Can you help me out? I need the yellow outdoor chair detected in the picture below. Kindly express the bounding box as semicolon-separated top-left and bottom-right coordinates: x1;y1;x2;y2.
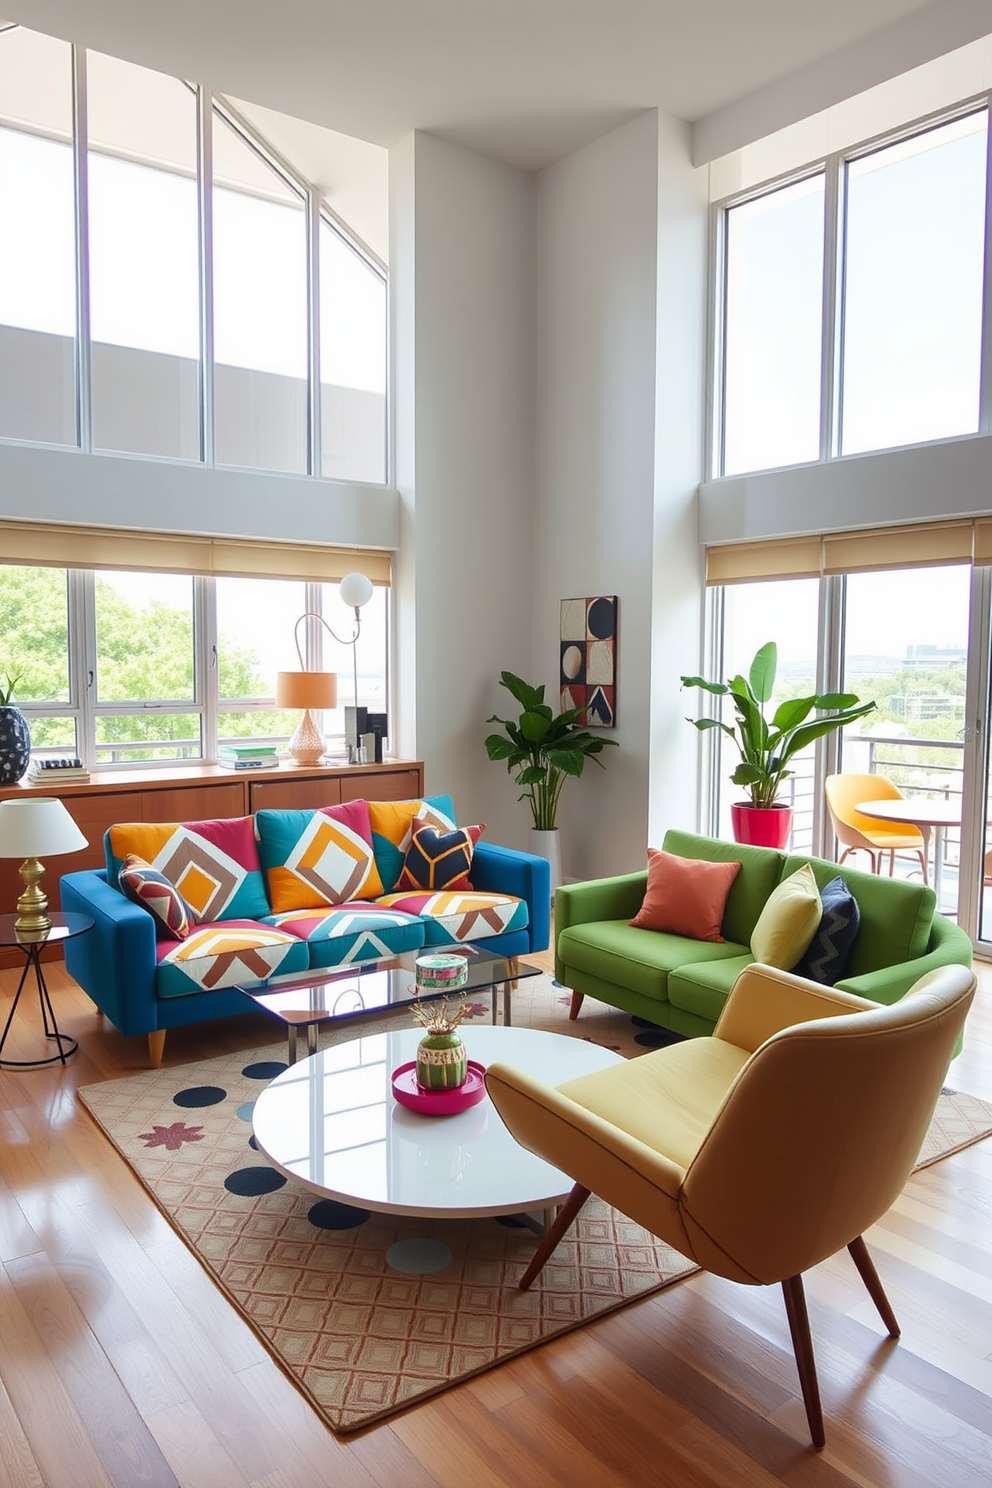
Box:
485;961;976;1450
825;771;928;881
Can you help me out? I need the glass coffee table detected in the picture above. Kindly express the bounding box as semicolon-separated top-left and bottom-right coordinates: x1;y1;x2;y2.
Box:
238;947;542;1063
251;1024;624;1226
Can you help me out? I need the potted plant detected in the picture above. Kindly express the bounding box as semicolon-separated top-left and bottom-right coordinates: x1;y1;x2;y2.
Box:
681;642;876;848
485;671;618;890
0;668;31;785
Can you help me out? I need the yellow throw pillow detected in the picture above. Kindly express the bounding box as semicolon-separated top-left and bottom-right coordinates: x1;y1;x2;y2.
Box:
750;864;822;969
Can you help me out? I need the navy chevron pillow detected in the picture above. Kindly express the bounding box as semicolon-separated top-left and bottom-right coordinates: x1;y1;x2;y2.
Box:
792;875;860;986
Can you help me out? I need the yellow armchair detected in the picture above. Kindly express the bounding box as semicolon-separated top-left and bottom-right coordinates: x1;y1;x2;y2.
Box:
485;961;976;1449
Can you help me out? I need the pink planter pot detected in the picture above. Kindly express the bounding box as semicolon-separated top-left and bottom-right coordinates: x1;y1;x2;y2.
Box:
730;802;793;850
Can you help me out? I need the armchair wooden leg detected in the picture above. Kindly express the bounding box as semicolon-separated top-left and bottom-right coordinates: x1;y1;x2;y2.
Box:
148;1030;166;1068
568;990;584;1020
519;1182;591;1290
781;1274;826;1451
848;1235;900;1337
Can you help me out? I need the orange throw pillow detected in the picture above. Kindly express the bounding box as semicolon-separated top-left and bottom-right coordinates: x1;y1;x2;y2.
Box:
629;849;742;942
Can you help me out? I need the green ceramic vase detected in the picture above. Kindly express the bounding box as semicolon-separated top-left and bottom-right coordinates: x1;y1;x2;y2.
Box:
416;1031;467;1091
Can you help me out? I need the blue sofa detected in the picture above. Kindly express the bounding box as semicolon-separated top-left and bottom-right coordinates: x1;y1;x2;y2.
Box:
60;793;550;1064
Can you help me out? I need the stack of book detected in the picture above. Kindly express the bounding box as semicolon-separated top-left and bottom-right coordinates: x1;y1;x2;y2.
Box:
216;744;281;771
27;756;91;783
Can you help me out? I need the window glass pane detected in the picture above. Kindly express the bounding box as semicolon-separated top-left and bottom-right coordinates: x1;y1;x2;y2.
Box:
717;580;820;851
95;571;195;703
841;112;988;455
217;576;305;746
87;52;199;459
95;714;201;765
0;564;70;703
317;582;389;751
723;176;824;476
320;221;386;482
0;27;76;445
213;115;308;473
842;567;968;916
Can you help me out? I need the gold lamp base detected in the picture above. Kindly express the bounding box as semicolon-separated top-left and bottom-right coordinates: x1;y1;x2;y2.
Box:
287;708;327;767
15;856;52;939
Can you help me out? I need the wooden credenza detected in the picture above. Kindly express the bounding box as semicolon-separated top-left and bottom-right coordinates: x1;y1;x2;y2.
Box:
0;759;424;968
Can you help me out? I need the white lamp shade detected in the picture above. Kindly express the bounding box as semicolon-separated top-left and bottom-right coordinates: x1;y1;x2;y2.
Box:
0;797;88;857
339;571;373;610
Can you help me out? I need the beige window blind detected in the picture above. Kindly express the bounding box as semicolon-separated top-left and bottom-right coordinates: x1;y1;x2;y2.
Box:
707;520;978;585
0;521;391;585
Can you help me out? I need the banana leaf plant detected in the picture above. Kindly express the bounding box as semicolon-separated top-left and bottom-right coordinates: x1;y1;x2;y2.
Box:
485;671;618;831
681;642;876;809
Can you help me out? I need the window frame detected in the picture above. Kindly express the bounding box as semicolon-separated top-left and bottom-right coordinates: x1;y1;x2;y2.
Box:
709;94;992;482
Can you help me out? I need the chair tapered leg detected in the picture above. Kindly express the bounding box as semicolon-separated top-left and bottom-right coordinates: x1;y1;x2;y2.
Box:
518;1182;591;1290
848;1236;900;1337
781;1275;826;1451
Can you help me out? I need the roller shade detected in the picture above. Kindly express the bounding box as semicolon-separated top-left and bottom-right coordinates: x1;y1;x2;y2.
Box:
0;521;391;585
707;519;978;585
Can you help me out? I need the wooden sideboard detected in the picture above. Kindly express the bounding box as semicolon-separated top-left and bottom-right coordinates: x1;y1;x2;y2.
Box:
0;759;424;968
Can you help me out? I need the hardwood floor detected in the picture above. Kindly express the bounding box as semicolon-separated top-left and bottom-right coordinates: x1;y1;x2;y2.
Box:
1;953;991;1487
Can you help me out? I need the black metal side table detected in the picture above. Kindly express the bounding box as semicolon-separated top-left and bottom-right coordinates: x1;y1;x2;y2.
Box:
0;912;93;1069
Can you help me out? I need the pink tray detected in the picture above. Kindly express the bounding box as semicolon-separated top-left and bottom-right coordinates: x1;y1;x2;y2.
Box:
391;1059;487;1116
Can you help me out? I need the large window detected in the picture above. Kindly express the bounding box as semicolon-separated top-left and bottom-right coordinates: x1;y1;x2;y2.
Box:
1;562;390;768
0;24;388;482
715;105;990;477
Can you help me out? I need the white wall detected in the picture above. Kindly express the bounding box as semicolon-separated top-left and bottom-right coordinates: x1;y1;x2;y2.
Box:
534;111;667;880
389;131;537;842
648;114;710;843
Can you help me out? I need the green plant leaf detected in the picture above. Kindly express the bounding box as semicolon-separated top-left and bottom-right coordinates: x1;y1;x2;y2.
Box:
748;642;777;704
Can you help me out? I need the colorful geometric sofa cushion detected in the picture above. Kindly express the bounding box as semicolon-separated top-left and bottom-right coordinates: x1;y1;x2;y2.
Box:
154;920;308;999
255;799;384;912
119;854;193;941
367;794;457;893
397;818;484;892
376;889;529;946
106;817;270;923
264;902;425;968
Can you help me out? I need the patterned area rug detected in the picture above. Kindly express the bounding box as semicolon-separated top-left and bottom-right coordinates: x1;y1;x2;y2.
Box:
79;974;992;1434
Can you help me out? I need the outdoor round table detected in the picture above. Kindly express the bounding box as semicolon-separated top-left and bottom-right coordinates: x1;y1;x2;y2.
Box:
0;912;93;1068
251;1024;624;1228
856;797;960;907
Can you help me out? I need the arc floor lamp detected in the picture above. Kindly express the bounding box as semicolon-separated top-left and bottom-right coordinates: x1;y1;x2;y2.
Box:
276;572;374;766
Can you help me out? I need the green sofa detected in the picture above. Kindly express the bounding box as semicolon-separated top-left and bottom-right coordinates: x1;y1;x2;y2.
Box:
556;829;973;1038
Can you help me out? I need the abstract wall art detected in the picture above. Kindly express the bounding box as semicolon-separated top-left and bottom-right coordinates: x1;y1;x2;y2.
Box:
560;595;617;727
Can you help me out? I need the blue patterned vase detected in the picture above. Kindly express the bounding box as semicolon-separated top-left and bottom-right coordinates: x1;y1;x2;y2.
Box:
0;706;31;783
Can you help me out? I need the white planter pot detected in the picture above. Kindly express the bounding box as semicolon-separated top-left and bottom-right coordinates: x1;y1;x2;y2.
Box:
529;828;562;901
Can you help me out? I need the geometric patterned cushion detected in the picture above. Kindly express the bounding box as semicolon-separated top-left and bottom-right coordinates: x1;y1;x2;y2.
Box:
263;903;425;968
792;874;860;985
119;853;193;941
367;794;457;893
154;920;309;998
397;818;484;892
255;799;384;912
106;817;270;923
375;889;529;945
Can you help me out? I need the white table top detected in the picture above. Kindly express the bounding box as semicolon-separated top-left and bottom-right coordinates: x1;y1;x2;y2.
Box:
251;1025;624;1220
856;797;960;830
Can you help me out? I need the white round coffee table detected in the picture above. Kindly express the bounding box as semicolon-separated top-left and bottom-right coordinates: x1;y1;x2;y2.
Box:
251;1025;624;1222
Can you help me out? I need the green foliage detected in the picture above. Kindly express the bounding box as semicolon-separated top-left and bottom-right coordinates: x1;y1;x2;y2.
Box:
681;641;877;809
485;671;618;830
0;669;21;705
0;565;275;758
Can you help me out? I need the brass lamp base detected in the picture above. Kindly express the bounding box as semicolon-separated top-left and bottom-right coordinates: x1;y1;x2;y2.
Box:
15;856;52;939
287;708;326;766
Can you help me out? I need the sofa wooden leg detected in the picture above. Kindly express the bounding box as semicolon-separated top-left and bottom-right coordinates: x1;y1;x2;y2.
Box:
568;990;584;1020
148;1030;166;1068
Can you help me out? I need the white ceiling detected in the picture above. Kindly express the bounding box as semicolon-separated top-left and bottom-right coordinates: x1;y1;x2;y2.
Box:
4;0;990;172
